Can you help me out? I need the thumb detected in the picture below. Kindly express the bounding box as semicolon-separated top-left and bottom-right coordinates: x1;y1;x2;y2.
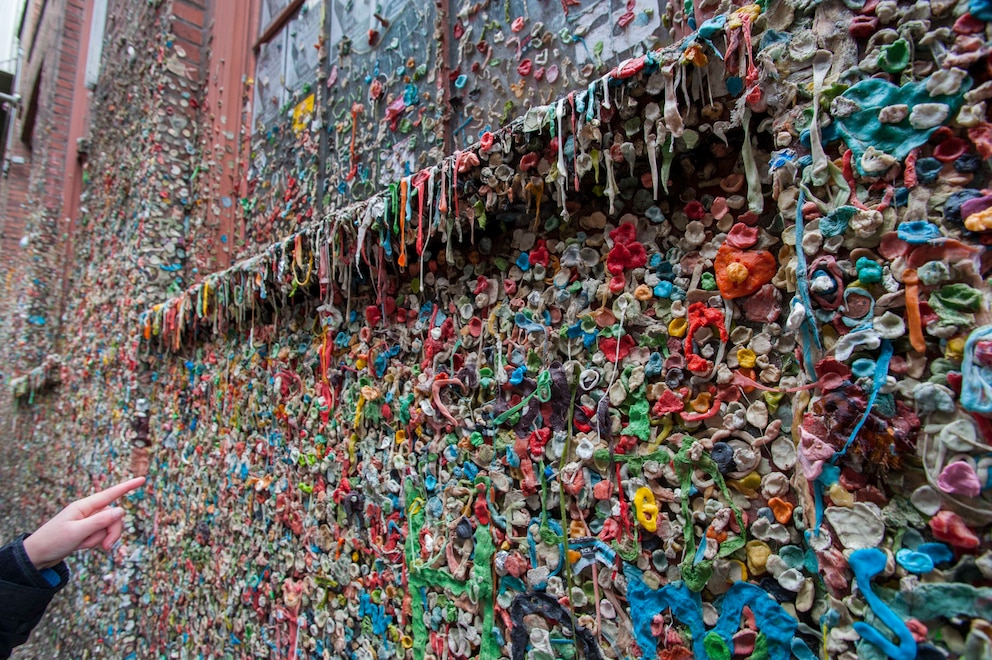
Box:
75;507;125;541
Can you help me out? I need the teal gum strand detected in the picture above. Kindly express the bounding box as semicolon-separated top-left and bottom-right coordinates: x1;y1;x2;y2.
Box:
821;75;972;175
850;548;917;660
624;566;817;660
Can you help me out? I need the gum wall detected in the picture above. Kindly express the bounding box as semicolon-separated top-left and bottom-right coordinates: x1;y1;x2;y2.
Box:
3;0;992;658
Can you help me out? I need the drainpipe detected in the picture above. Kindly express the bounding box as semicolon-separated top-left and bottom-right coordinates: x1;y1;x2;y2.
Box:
2;46;24;179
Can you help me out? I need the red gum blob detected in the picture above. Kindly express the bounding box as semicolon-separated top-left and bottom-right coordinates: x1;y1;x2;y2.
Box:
607;241;647;275
878;232;910;260
684;302;728;374
968;122;992;159
684;200;706;220
519;152;539;171
930;510;980;549
613;55;645;79
600;335;635;363
528;240;550;266
737;210;760;225
933;137;968;162
610;222;638;244
954;13;986;34
652;389;685;415
726;223;759;249
849;14;878;37
479;131;494;152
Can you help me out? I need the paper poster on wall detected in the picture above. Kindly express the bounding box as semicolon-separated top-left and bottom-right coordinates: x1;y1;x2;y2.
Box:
329;0;418;58
448;0;670;151
571;0;664;64
253;26;288;131
378;134;416;182
329;0;373;56
285;0;322;94
291;94;316;134
259;0;293;36
324;0;440;200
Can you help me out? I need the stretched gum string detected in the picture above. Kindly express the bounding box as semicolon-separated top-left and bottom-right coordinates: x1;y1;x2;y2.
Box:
902;269;927;353
397;180;407;267
416;175;426;256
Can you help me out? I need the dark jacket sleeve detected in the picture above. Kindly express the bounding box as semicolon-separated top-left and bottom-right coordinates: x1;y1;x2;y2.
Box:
0;534;69;660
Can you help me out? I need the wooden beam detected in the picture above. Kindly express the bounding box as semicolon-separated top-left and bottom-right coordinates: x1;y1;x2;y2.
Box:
253;0;305;51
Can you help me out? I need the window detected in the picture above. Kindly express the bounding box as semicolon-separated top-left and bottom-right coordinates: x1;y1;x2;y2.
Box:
253;0;320;132
20;70;40;150
259;0;296;37
84;0;108;89
0;70;12;166
26;0;48;63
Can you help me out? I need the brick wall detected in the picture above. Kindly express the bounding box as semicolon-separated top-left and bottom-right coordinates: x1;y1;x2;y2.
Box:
193;0;257;274
0;139;30;268
0;0;264;373
0;0;87;374
0;0;44;305
0;0;229;378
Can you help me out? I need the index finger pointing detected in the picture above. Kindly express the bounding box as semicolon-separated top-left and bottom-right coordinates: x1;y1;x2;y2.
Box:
75;477;147;517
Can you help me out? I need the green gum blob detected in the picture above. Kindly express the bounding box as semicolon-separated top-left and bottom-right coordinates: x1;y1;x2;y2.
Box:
526;349;543;373
623;396;651;440
763;390;785;413
878;39;910;74
933;283;983;312
704;631;732;660
473;199;488;229
819;82;850;108
928;358;957;386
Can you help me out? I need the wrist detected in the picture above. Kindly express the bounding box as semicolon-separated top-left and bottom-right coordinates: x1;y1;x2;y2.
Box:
22;534;56;570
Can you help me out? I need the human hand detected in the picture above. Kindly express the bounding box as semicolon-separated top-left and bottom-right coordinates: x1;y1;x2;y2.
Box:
23;477;146;570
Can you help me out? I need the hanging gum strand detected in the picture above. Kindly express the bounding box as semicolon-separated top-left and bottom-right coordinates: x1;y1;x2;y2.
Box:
642;102;661;200
604;150;618;215
569;93;579;190
527;179;544;230
741;110;764;214
902;269;927;353
398;177;408;268
415;173;427;256
555;99;569;221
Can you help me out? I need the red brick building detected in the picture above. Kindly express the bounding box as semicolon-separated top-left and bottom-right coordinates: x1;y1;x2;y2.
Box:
0;0;94;374
0;0;254;378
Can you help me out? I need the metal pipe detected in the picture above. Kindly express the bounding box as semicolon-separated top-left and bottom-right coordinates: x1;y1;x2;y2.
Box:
2;46;24;179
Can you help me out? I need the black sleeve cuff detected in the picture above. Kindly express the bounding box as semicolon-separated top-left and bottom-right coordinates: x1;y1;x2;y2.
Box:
0;535;69;591
0;536;69;659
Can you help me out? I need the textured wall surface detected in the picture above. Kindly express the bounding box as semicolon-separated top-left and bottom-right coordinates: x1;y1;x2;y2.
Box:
3;0;992;659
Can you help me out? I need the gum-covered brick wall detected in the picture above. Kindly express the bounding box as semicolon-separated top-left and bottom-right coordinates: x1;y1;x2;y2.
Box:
6;0;992;657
